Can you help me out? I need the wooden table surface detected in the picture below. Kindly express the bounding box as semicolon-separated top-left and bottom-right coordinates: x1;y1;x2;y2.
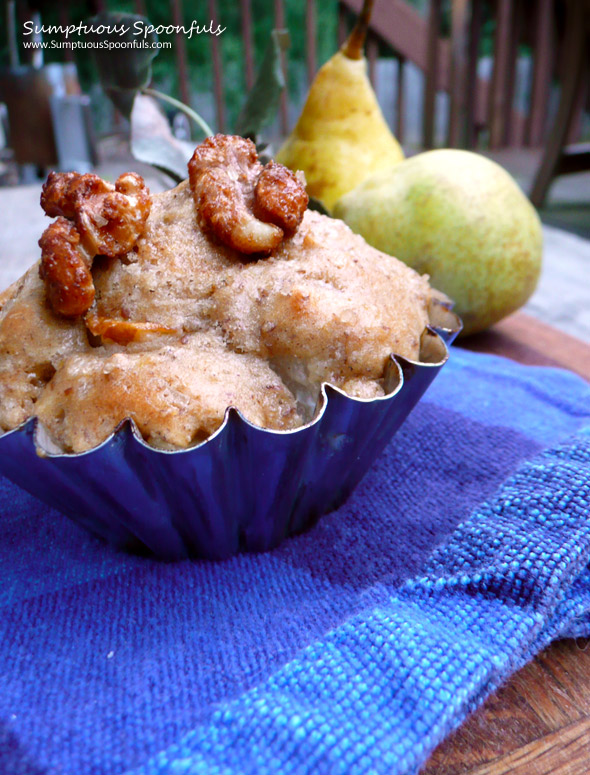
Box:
422;311;590;775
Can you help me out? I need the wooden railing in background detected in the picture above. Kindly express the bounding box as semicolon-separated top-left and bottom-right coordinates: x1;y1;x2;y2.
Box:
25;0;589;153
338;0;572;151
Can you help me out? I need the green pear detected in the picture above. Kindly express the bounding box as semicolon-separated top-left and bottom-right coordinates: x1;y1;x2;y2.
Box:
276;0;403;212
333;149;543;335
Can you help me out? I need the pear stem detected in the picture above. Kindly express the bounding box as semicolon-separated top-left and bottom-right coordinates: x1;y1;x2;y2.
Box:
341;0;376;60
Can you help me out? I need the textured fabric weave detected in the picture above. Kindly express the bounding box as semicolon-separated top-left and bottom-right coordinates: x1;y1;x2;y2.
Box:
1;348;590;775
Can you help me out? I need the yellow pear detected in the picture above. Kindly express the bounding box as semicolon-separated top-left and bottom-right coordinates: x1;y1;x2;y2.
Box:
333;149;543;335
276;0;403;212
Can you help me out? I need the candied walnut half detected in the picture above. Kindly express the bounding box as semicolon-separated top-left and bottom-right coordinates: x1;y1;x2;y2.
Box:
38;171;151;318
188;134;308;255
41;171;151;257
77;172;151;257
39;217;95;318
41;171;111;220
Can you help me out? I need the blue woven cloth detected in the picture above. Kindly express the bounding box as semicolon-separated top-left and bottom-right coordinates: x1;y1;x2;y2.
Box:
2;348;590;775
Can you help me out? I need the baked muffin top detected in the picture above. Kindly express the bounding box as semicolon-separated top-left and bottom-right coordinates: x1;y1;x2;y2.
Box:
0;136;433;453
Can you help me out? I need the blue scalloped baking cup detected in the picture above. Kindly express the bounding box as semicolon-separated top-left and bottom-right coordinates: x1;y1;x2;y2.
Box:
0;303;461;560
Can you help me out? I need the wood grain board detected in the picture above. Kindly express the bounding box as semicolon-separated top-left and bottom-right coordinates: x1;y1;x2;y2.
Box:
459;311;590;383
421;312;590;774
423;639;590;774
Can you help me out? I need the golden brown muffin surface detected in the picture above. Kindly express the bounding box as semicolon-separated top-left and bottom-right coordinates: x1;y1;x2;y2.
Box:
34;332;300;453
0;266;88;432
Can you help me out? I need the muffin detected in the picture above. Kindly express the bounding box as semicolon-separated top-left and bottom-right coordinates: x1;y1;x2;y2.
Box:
0;135;460;558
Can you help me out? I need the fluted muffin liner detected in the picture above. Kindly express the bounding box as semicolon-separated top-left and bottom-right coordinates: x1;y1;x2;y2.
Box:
0;301;461;560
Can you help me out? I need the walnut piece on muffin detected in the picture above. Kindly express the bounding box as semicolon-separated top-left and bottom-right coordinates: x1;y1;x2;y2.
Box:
39;171;151;317
188;134;308;254
0;135;435;453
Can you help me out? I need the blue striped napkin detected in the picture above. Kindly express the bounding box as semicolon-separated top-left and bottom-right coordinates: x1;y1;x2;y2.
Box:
1;347;590;774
